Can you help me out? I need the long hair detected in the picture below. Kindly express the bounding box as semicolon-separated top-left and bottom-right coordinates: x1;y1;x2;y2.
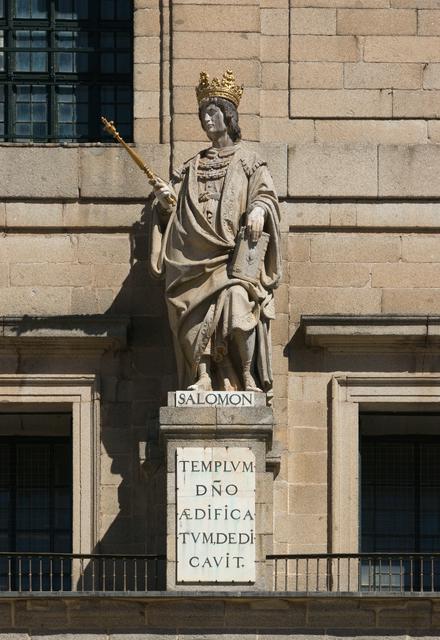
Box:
199;97;242;142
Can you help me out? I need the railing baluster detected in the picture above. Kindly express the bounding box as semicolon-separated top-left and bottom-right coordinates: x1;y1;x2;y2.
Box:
316;557;319;592
134;556;137;591
421;555;424;593
144;558;148;591
8;557;11;592
368;556;372;592
410;556;414;593
295;557;298;592
123;558;127;591
378;557;382;592
431;556;434;593
348;556;351;591
400;556;403;593
305;557;309;593
337;556;340;593
388;557;391;593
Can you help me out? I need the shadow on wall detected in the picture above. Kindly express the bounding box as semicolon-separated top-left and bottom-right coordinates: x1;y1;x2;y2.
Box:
91;197;173;587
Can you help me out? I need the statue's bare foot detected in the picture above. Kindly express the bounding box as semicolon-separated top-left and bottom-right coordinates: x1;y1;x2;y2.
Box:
223;377;236;392
187;373;213;392
243;371;262;393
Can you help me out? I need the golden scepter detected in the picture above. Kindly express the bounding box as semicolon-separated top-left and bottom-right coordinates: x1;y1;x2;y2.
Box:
101;116;176;206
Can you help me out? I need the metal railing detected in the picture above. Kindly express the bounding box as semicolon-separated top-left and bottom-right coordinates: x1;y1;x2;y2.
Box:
267;553;440;593
0;553;166;593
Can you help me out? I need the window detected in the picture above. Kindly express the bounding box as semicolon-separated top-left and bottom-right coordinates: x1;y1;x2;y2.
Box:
0;414;72;591
360;412;440;591
0;0;132;141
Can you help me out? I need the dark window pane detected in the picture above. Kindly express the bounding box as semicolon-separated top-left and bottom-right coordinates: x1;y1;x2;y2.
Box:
16;122;32;137
16;52;30;71
31;0;48;18
15;0;48;18
16;103;30;121
56;0;73;18
101;0;114;20
117;2;129;19
117;53;130;73
59;102;73;122
31;51;47;72
101;52;114;72
56;0;88;19
15;0;30;18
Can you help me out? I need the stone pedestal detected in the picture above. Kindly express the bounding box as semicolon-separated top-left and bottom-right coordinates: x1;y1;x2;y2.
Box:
160;392;275;591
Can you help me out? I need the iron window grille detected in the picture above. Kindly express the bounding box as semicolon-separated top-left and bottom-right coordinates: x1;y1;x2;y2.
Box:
0;0;133;142
361;429;440;592
0;435;72;591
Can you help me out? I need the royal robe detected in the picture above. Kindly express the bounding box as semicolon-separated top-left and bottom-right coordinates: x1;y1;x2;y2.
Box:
149;142;282;394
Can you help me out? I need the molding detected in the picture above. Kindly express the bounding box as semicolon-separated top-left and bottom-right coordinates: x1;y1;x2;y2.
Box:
302;314;439;350
0;315;129;351
160;406;274;443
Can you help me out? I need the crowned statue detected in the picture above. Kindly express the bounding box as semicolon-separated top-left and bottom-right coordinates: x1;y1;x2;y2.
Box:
149;70;282;397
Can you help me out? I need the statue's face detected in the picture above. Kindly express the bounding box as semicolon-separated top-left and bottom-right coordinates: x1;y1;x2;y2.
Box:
200;102;227;139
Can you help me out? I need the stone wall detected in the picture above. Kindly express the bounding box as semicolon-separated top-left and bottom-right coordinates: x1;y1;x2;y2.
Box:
0;595;439;637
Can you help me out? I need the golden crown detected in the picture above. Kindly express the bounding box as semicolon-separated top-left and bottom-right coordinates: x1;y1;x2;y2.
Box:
196;69;243;108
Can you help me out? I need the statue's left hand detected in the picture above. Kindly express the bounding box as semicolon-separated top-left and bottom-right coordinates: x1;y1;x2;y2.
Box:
246;206;266;243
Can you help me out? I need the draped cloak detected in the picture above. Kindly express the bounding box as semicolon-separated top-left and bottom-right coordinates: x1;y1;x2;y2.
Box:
149;142;282;394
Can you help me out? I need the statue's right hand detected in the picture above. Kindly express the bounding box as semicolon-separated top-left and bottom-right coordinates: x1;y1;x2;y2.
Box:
152;177;176;210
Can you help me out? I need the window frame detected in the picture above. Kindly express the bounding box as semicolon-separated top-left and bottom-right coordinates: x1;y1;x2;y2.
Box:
331;375;440;554
0;374;99;556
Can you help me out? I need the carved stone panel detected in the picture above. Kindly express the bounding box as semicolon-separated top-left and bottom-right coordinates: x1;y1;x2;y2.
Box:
176;446;256;583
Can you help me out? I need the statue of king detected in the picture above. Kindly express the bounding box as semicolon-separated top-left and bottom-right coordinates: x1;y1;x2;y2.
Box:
149;70;282;397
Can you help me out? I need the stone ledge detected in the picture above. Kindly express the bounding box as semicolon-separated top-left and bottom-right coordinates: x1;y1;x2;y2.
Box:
0;590;439;598
160;422;273;441
302;314;439;349
0;315;129;350
160;406;274;426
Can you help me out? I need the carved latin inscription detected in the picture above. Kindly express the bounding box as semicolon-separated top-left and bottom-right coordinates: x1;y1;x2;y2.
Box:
176;447;256;583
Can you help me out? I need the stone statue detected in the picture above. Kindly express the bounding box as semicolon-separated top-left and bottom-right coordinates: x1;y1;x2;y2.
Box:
149;70;282;396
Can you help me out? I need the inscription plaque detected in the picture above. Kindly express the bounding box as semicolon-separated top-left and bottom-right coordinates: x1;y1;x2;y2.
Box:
173;391;256;407
176;447;256;583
